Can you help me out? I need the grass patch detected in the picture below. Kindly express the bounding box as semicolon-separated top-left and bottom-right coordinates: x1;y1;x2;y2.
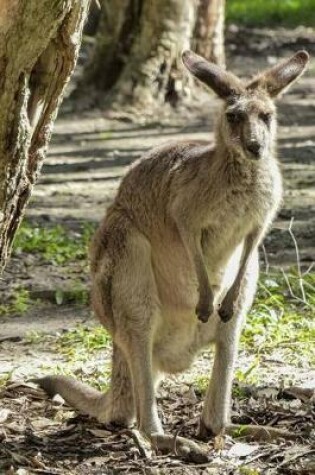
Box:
36;325;113;391
55;284;89;306
1;221;94;316
226;0;315;27
194;375;209;395
0;372;14;388
242;270;315;367
56;325;111;362
13;221;95;265
0;288;32;316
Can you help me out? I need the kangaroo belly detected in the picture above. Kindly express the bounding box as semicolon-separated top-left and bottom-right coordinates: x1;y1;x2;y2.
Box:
153;307;219;373
152;244;244;374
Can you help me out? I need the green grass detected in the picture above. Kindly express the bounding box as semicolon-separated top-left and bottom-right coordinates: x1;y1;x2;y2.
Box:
56;324;111;361
239;467;261;475
242;270;315;367
54;284;89;306
48;325;112;391
0;288;32;316
13;221;95;265
0;222;95;316
226;0;315;27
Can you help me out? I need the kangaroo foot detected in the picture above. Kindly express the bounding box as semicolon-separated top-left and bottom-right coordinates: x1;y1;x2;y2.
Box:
151;433;210;463
197;418;216;440
226;423;296;442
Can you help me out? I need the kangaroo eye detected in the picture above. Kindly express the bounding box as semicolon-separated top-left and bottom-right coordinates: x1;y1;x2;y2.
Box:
226;112;244;124
260;112;271;124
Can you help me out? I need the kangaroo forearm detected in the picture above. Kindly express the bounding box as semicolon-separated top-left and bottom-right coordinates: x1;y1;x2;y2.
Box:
219;228;263;322
194;251;213;300
233;228;262;293
175;220;214;322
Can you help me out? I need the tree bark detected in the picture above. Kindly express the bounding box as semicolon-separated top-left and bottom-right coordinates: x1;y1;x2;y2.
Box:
193;0;225;67
84;0;225;111
0;0;90;273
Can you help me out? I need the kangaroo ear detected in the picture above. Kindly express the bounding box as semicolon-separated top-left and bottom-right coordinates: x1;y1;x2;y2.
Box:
247;50;310;97
182;50;244;99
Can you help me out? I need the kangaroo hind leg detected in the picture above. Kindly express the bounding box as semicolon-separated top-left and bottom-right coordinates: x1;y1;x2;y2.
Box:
112;230;162;436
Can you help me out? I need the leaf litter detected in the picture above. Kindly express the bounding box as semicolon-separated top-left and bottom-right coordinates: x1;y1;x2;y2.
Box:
0;380;314;474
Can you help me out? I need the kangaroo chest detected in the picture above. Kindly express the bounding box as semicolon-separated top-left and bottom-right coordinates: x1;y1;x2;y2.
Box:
202;161;282;270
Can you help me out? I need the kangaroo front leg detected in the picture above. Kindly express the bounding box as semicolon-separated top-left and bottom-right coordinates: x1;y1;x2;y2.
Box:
219;227;262;322
176;223;214;323
200;255;259;437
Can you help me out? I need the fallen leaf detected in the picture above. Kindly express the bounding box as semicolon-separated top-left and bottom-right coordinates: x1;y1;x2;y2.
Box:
256;387;279;399
52;393;65;405
182;387;198;404
88;428;113;438
214;434;226;451
0;408;11;423
31;417;59;431
228;442;259;458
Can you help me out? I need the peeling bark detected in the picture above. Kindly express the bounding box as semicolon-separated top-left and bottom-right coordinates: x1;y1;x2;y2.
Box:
84;0;225;110
0;0;90;273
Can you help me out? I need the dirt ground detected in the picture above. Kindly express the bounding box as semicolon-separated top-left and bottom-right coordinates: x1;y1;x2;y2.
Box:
0;26;314;474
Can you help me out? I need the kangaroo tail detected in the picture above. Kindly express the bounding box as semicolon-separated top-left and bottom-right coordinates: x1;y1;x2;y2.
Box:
32;375;109;421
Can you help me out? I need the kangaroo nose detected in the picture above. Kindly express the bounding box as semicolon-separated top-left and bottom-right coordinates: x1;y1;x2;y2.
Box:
247;141;261;158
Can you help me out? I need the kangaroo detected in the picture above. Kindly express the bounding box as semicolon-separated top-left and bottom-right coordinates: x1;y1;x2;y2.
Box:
35;50;309;454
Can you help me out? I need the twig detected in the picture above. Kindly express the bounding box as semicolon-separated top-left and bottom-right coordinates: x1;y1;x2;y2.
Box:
278;448;315;467
172;423;185;456
261;244;270;274
281;268;310;306
242;446;281;466
260;339;315;350
288;217;307;303
282;386;314;402
302;262;314;276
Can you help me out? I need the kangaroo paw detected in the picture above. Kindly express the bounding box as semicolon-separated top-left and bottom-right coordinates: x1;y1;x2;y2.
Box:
218;295;235;322
196;299;214;323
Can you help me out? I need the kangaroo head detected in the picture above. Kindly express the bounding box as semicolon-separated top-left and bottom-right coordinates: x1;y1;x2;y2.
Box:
182;50;309;161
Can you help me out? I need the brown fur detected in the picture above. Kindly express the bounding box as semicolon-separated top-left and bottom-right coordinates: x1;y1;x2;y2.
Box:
34;50;309;451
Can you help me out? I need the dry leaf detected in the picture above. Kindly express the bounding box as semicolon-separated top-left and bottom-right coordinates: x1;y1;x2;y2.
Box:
31;417;59;431
228;442;259;458
52;393;65;405
214;434;226;451
0;408;11;423
88;428;113;438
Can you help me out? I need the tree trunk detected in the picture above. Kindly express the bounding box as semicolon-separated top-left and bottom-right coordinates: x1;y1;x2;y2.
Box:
193;0;225;67
0;0;90;273
84;0;225;111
